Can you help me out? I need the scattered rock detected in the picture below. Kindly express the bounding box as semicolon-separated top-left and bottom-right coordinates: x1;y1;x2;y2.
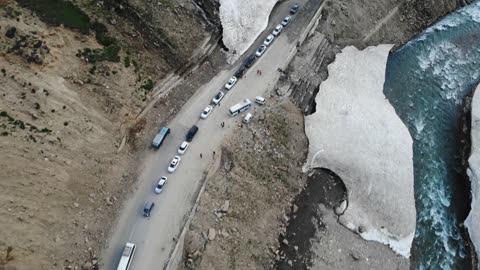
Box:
358;225;365;233
282;239;289;246
293;204;299;214
334;200;347;215
294;245;298;251
350;250;361;261
82;262;92;269
184;231;205;254
208;228;216;241
192;250;202;259
201;231;208;241
73;202;79;208
105;197;113;206
185;258;194;268
220;200;230;213
221;228;230;238
287;260;293;266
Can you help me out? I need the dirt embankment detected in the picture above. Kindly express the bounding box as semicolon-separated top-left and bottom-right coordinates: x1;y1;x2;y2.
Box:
181;101;308;269
0;0;220;269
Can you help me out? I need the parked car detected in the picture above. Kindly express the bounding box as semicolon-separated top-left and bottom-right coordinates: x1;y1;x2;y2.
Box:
225;76;238;90
168;156;181;173
255;96;266;105
244;55;257;68
212;91;225;104
263;34;275;46
178;141;189;155
200;105;213;119
272;24;283;36
290;3;300;14
255;45;267;57
234;67;246;78
154;176;167;194
281;15;291;26
243;113;253;124
186;125;198;142
143;201;155;217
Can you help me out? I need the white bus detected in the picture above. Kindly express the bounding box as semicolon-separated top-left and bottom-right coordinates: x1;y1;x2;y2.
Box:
117;242;136;270
229;99;252;116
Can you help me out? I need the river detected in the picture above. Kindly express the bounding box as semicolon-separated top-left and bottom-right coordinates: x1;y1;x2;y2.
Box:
383;1;480;269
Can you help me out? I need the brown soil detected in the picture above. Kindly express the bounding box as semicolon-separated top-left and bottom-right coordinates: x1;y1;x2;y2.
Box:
0;0;218;269
181;100;308;269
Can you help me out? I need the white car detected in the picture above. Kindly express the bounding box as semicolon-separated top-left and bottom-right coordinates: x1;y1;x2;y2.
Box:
281;16;291;26
263;34;274;46
255;45;267;57
168;156;181;173
178;141;189;155
224;76;237;90
272;24;283;36
212;91;225;105
154;176;167;193
200;105;213;119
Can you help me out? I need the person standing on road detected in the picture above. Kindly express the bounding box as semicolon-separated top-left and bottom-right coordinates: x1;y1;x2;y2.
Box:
213;151;216;159
200;153;203;158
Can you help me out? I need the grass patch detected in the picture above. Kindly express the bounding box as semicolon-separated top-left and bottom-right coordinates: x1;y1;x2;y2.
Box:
16;0;117;46
16;0;91;33
124;56;130;68
78;45;121;63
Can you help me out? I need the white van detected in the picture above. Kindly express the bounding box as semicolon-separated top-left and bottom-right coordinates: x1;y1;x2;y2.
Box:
243;113;253;124
255;96;265;105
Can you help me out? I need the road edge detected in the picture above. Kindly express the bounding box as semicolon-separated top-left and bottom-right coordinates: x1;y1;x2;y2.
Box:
165;151;222;270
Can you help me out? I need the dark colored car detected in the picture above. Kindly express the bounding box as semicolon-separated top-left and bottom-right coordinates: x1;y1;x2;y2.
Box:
234;66;246;78
186;125;199;142
290;3;300;14
143;201;155;217
244;55;257;68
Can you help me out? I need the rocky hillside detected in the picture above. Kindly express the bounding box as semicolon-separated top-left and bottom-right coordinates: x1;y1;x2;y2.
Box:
0;0;220;269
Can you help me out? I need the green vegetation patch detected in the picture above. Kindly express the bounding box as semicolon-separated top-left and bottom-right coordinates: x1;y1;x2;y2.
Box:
141;79;154;91
0;111;52;136
77;45;121;63
16;0;117;46
16;0;91;33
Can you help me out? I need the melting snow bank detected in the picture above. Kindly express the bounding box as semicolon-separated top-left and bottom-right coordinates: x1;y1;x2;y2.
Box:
467;84;480;264
219;0;278;60
304;45;416;257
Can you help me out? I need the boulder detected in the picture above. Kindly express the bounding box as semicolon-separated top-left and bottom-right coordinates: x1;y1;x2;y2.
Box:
184;230;205;254
334;200;347;215
220;200;230;213
208;228;216;241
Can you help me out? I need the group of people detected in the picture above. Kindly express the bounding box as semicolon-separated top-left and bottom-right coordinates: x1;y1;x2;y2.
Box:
256;69;263;76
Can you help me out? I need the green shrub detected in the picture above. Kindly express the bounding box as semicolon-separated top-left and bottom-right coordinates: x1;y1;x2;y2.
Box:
124;56;131;68
79;45;121;63
141;79;154;91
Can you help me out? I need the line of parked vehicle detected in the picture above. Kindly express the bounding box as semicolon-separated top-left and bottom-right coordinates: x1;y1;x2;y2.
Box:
116;3;301;269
